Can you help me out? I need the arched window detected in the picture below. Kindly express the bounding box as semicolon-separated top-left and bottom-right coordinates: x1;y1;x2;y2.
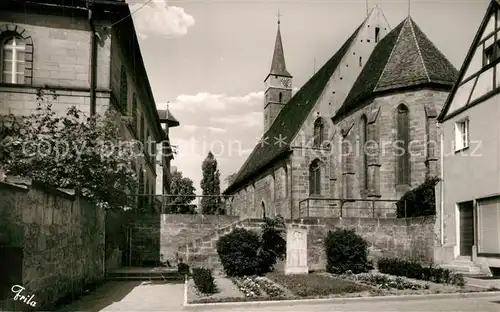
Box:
120;65;128;113
138;166;144;210
2;37;25;84
396;104;410;185
279;92;282;102
313;118;324;147
359;56;363;67
309;159;321;195
360;115;368;190
261;201;266;218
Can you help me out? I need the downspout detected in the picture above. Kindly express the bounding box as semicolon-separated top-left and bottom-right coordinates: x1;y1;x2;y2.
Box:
438;122;444;245
88;3;98;117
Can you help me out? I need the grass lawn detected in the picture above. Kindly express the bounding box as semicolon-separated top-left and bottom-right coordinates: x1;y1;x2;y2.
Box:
267;272;372;297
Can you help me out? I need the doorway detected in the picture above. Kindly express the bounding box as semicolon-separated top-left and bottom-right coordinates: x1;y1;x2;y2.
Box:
458;201;474;257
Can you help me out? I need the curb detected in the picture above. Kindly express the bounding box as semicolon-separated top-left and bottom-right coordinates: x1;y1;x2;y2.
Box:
183;290;500;309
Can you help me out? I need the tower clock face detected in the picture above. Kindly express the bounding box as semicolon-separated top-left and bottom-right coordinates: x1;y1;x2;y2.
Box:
279;77;292;89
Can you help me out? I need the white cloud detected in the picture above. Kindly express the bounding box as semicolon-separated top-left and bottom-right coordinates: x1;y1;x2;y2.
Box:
181;125;199;133
166;91;264;113
211;112;263;129
127;0;195;39
208;127;227;134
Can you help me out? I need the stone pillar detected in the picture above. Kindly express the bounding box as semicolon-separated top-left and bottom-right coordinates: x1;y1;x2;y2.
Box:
285;225;308;274
367;121;381;198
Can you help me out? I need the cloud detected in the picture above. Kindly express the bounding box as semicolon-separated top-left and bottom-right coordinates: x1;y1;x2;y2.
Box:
207;127;227;134
167;91;264;113
211;112;263;129
127;0;195;39
179;125;227;134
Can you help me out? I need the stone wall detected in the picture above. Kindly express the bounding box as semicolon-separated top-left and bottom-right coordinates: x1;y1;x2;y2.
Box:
0;178;105;311
125;212;161;266
179;216;436;273
300;216;436;271
160;214;239;262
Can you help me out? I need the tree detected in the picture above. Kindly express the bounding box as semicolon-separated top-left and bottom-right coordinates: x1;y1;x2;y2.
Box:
224;172;237;187
169;170;197;214
200;151;221;214
0;88;138;211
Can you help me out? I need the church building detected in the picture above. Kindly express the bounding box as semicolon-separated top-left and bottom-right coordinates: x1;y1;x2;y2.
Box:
224;7;458;220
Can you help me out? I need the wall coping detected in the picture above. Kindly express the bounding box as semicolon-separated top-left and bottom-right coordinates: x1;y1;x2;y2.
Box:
1;175;77;200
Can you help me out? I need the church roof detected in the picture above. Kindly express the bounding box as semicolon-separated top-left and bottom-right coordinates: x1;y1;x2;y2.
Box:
334;16;458;120
268;23;292;78
224;24;362;194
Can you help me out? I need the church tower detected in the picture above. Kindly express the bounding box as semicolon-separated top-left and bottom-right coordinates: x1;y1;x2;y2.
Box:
263;14;292;133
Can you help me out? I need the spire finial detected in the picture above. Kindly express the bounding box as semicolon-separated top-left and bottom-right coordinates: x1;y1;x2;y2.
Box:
277;8;282;25
408;0;411;16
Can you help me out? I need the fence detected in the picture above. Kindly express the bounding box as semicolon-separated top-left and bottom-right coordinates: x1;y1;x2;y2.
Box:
298;197;408;218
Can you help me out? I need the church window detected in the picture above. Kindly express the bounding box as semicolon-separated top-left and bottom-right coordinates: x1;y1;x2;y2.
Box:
132;93;138;130
313;117;324;147
359;56;363;67
375;27;380;42
261;201;266;218
120;65;128;114
360;115;368;190
309;159;321;195
279;92;282;102
396;104;410;185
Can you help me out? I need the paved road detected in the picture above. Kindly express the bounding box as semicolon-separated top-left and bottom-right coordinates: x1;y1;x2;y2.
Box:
56;281;185;312
56;281;500;312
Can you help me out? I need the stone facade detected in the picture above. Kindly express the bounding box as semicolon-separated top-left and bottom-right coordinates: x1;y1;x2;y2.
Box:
0;5;166;209
160;214;240;263
0;178;105;311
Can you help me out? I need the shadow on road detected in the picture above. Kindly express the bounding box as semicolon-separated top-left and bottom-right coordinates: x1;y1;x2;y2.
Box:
56;281;142;312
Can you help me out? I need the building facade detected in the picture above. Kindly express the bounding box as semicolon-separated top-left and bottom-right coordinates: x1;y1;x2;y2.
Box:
225;8;457;220
435;0;500;274
0;0;168;212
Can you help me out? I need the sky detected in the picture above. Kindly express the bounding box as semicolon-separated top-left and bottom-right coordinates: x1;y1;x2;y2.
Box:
125;0;490;194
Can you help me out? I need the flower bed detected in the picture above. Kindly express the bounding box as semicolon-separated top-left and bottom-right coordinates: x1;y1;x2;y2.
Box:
267;272;373;298
231;276;263;297
333;271;485;296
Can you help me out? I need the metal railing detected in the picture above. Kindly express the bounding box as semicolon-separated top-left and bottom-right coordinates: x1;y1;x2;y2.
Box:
298;197;407;218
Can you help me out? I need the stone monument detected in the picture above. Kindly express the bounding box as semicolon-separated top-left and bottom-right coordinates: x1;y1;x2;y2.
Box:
284;226;308;274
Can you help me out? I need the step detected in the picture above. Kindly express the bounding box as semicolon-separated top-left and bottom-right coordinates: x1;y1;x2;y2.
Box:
440;263;482;274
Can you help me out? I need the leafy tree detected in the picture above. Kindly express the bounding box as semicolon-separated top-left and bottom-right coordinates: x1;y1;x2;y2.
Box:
200;151;221;214
168;170;197;214
224;172;237;187
0;88;138;211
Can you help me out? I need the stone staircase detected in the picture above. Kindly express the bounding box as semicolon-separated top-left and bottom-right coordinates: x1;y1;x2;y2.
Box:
440;256;483;275
177;218;264;272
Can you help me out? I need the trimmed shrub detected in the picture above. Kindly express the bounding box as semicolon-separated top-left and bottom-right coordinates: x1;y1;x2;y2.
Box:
377;257;465;286
396;177;440;218
178;262;190;276
192;267;217;294
258;216;287;273
216;216;287;276
216;228;262;276
324;229;373;274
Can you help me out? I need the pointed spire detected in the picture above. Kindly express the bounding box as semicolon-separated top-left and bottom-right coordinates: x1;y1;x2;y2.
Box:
269;10;291;78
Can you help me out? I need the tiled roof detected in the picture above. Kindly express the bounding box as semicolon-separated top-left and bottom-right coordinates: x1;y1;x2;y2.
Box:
335;16;458;120
268;23;292;78
224;24;362;194
158;109;180;127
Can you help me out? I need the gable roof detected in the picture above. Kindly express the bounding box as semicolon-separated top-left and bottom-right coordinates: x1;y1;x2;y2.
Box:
438;0;499;121
224;24;362;195
335;16;458;120
268;22;292;78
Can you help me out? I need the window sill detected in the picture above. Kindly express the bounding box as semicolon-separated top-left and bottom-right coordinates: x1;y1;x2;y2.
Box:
454;146;469;154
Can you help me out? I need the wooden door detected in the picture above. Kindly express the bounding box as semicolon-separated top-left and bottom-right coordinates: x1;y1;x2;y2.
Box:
459;202;474;256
